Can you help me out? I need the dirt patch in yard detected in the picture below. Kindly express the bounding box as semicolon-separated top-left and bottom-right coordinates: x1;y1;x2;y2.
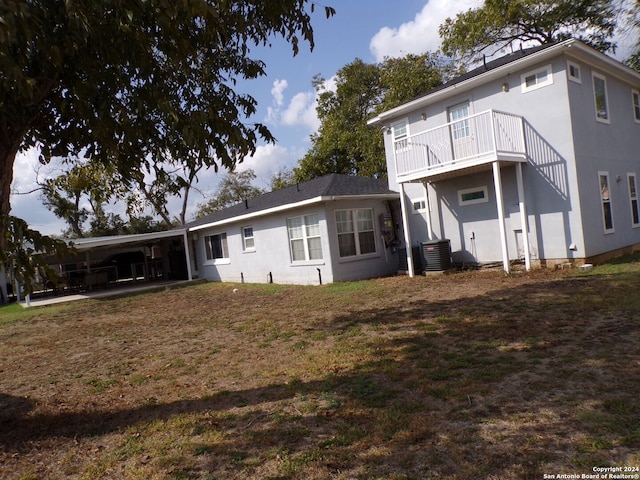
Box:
1;266;639;479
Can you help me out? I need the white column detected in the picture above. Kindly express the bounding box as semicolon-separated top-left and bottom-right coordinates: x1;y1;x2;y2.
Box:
183;231;193;281
399;183;415;277
516;162;531;271
422;181;434;240
492;162;510;273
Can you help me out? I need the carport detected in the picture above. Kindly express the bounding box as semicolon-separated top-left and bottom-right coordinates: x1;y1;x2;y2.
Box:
20;228;193;305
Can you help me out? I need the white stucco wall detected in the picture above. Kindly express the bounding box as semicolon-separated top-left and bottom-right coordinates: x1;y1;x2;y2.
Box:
192;198;400;285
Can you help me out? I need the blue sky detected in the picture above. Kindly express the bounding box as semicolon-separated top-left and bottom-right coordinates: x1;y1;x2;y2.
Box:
10;0;634;235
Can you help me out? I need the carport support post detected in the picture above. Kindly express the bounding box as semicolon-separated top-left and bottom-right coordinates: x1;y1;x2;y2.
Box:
492;161;510;273
183;231;193;281
399;183;415;277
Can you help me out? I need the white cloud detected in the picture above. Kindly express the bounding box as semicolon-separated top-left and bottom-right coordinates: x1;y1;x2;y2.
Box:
236;143;296;185
370;0;483;62
280;91;320;132
271;79;288;106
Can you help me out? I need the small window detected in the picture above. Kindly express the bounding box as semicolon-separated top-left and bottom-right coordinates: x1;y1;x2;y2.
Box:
392;120;408;141
599;172;614;233
204;233;229;262
335;209;377;258
521;64;553;92
458;186;489;206
287;214;323;262
629;174;639;227
632;90;640;123
242;226;255;251
567;60;581;83
412;199;426;214
592;73;610;123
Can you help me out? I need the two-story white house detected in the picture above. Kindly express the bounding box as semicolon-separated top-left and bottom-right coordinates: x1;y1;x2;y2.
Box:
368;39;640;274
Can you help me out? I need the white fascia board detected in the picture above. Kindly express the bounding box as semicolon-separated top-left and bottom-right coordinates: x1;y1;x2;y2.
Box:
69;229;187;250
565;42;640;85
188;196;326;232
368;39;590;126
188;193;400;232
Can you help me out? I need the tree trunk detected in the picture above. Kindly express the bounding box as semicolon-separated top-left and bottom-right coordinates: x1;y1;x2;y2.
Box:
0;136;21;256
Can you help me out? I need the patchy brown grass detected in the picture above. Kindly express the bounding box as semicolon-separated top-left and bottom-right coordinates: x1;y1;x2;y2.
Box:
1;262;640;479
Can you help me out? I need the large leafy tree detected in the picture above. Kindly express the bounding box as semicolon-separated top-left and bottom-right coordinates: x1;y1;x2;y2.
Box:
195;169;265;218
0;0;335;254
294;53;446;182
439;0;619;64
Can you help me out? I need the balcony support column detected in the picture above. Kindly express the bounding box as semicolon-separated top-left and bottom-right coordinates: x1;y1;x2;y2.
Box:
516;162;531;271
421;181;434;240
399;183;415;277
492;161;510;273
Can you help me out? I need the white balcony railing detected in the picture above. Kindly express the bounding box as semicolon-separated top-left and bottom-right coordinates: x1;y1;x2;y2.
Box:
394;109;526;181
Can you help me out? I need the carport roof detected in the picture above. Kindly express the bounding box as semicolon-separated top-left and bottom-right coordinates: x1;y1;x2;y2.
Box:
68;229;187;251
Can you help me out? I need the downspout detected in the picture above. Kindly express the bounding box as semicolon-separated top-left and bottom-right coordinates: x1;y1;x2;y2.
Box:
399;183;415;277
183;230;193;281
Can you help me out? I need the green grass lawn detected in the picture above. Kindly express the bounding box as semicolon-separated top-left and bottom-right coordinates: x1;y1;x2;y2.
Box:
1;259;640;479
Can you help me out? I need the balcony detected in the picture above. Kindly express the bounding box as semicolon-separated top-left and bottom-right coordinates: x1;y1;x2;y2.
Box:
394;109;527;182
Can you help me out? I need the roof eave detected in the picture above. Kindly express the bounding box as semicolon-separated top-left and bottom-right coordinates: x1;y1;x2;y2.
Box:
368;39;599;126
188;193;399;232
69;229;187;250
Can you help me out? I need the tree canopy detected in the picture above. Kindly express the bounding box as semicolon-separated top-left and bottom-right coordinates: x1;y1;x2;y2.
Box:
195;169;265;218
0;0;333;299
0;0;334;249
294;53;446;182
439;0;619;64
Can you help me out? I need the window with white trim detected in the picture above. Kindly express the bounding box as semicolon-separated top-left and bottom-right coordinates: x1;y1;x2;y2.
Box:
412;199;427;214
242;226;255;251
592;73;610;123
335;209;377;258
521;64;553;92
287;214;323;261
632;90;640;123
204;233;229;262
567;60;581;83
458;186;489;206
392;119;408;141
448;102;471;140
628;174;639;227
599;172;614;232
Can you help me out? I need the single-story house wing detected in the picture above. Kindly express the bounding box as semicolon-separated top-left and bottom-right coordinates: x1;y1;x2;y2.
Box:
183;173;402;285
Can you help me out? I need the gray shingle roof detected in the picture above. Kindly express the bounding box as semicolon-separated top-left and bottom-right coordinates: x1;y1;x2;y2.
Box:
183;173;397;229
417;42;557;100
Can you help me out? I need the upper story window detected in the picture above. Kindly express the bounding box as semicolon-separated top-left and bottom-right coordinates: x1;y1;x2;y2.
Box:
448;102;471;140
335;209;376;258
521;64;553;93
592;72;610;123
287;214;323;262
242;226;255;251
567;60;581;83
204;233;229;263
632;90;640;123
392;120;408;141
